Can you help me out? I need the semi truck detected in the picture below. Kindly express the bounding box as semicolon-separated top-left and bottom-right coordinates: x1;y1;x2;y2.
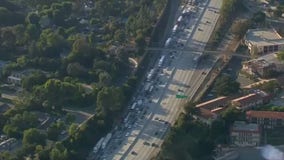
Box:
93;137;105;153
101;133;112;150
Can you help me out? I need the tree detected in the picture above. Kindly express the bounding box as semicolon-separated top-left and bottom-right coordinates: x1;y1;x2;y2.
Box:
66;62;88;77
26;12;40;24
213;75;240;96
68;123;78;136
23;128;46;146
26;24;40;40
37;29;67;58
49;142;68;160
184;101;199;115
252;11;266;24
210;119;226;143
221;107;243;126
66;113;76;124
277;50;284;61
47;123;61;141
231;20;250;39
98;71;112;86
96;87;125;115
135;34;146;51
22;71;47;91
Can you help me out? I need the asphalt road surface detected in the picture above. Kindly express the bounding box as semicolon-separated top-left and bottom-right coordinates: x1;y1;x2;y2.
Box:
99;0;222;159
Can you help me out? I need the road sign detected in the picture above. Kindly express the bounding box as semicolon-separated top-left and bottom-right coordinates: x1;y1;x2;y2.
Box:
176;92;188;99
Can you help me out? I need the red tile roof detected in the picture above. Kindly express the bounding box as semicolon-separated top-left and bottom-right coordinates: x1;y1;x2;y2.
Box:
246;110;284;119
200;108;216;119
231;93;262;106
196;96;229;110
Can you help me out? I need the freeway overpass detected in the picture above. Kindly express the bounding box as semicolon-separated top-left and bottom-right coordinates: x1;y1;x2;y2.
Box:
123;46;251;58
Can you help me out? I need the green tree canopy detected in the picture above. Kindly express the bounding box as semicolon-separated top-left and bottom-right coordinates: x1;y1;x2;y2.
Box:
23;128;46;146
213;75;240;96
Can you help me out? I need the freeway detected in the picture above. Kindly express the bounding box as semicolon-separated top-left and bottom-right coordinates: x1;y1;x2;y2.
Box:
122;0;222;160
97;0;222;159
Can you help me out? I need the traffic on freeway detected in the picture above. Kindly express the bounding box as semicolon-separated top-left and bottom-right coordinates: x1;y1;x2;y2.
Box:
89;0;222;159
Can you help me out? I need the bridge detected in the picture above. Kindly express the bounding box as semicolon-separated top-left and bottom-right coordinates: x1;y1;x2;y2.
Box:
123;46;251;58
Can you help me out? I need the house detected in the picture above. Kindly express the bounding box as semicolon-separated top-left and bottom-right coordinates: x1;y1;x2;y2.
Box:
195;97;229;125
230;121;261;147
196;96;229;110
242;53;284;77
7;73;22;85
244;28;284;55
246;110;284;128
231;93;263;111
7;69;47;86
0;138;17;151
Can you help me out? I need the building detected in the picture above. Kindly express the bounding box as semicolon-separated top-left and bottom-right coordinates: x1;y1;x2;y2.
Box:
231;93;263;111
196;96;229;110
230;121;261;147
242;53;284;77
0;138;17;151
246;110;284;128
195;97;229;125
7;69;48;85
7;72;24;85
244;28;284;55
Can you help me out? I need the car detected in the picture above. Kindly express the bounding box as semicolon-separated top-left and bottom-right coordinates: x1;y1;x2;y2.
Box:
131;151;137;155
202;71;206;75
154;117;159;121
143;141;150;145
125;132;130;137
151;143;159;147
154;131;159;136
198;28;202;31
178;89;184;92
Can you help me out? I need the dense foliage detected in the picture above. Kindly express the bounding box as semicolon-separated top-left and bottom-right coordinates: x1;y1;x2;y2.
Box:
0;0;167;159
213;75;240;96
157;103;215;160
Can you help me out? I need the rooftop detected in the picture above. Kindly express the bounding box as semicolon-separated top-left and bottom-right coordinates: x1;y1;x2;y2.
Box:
232;121;260;132
247;110;284;119
246;53;283;67
196;96;229;110
231;93;262;106
245;29;284;46
199;108;216;120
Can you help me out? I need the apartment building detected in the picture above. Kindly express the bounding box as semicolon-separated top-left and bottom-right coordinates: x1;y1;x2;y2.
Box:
230;121;261;147
246;110;284;128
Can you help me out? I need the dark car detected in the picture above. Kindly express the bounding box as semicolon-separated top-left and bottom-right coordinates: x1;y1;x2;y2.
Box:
131;151;137;155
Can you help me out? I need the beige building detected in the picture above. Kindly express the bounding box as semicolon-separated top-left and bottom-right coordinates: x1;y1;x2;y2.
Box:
231;121;261;147
244;29;284;55
242;53;284;77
